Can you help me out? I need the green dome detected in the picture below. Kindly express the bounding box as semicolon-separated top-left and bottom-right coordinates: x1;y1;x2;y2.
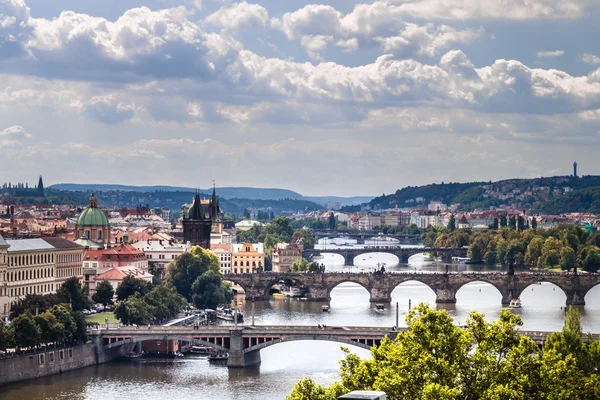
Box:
77;207;109;227
77;195;109;227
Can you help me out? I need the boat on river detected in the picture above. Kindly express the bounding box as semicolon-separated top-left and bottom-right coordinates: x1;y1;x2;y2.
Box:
190;346;211;355
208;352;229;362
509;298;522;309
375;304;385;312
322;305;330;312
216;307;244;322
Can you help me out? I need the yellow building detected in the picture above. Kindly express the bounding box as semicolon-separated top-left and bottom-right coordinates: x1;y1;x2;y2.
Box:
232;243;264;274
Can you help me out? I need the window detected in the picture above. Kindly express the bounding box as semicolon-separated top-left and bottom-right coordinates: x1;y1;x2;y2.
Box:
49;352;54;363
39;354;45;365
59;350;64;360
68;348;73;358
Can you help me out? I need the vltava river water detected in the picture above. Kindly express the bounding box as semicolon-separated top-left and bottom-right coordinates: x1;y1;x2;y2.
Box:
2;238;600;400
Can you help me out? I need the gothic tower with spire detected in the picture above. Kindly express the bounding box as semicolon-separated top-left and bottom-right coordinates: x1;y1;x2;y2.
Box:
182;185;222;248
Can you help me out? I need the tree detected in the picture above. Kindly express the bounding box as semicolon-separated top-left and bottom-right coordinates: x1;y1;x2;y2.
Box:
290;258;321;273
49;305;77;344
0;323;14;351
517;215;525;231
560;247;577;271
328;213;336;230
492;217;499;230
12;312;41;349
92;280;115;309
509;215;517;230
165;247;220;301
116;275;151;302
447;215;456;232
578;246;600;272
292;229;315;249
10;293;64;319
191;270;233;310
500;215;507;228
34;311;62;345
531;217;538;229
114;293;154;326
144;285;187;323
524;237;544;267
287;303;600;400
243;208;251;219
541;237;562;268
57;277;90;312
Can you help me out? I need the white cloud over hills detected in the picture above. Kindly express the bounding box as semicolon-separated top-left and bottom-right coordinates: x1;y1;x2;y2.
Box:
0;0;599;195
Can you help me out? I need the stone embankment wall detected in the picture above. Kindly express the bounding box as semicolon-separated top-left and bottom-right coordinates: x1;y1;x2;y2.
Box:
0;337;123;386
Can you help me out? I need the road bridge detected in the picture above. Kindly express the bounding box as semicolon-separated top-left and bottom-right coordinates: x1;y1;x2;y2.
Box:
224;272;600;306
303;247;467;265
92;324;600;368
311;230;422;245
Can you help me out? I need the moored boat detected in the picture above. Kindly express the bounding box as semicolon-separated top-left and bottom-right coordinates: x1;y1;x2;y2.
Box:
322;305;329;312
216;307;244;322
208;352;229;362
509;298;522;308
375;304;385;312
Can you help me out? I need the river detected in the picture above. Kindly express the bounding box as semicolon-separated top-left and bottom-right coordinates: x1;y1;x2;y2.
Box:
2;237;600;400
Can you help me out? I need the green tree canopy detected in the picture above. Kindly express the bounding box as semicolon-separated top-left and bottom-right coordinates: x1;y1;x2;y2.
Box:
10;293;64;319
290;258;321;273
191;270;233;310
287;304;600;400
114;293;154;326
12;312;41;349
0;322;13;351
57;277;90;312
144;285;187;323
165;247;220;301
116;275;151;302
92;280;115;308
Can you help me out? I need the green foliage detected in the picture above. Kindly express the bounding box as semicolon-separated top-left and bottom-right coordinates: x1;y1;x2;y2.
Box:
165;246;220;301
328;213;336;230
92;280;115;308
577;246;600;272
114;293;154;326
57;277;90;312
287;304;600;400
10;293;64;319
447;215;456;232
541;237;562;267
560;247;577;271
0;322;13;350
116;275;151;302
12;312;41;349
289;258;322;273
191;270;233;310
144;285;187;323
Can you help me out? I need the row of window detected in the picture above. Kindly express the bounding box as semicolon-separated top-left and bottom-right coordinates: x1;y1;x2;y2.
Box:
9;253;54;267
84;230;104;241
148;254;176;260
57;253;82;264
3;283;55;298
232;268;255;274
5;267;54;282
233;261;262;267
57;267;82;278
39;348;73;365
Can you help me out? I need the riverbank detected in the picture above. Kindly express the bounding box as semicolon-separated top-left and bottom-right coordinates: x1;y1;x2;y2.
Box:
0;338;122;386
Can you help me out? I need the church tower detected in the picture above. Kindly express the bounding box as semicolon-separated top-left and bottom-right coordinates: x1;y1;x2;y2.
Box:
37;175;44;196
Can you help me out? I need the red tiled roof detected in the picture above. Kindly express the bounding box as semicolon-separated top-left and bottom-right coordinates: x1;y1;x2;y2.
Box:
95;267;126;281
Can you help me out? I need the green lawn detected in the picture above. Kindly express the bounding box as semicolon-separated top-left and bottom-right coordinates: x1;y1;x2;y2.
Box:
85;311;119;324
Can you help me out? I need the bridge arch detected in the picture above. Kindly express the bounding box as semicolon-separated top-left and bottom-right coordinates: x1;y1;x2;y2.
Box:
327;280;371;301
455;280;503;306
391;279;437;304
243;336;374;354
518;281;568;306
352;252;400;268
584;283;600;304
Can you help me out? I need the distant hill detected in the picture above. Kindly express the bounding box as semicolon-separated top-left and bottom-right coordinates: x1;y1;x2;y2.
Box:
342;175;600;214
49;183;371;206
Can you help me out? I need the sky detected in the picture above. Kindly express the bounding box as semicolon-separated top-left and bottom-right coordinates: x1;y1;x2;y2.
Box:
1;0;600;197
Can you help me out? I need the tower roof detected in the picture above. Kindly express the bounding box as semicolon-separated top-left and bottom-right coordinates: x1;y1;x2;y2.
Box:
77;194;109;227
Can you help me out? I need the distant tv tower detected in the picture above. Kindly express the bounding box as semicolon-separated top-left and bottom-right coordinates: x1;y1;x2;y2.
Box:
573;161;578;178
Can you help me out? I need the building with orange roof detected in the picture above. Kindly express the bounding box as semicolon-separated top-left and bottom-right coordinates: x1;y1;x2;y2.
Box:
210;243;232;274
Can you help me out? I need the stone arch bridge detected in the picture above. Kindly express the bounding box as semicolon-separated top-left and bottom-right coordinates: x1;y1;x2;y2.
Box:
224;272;600;306
303;247;467;265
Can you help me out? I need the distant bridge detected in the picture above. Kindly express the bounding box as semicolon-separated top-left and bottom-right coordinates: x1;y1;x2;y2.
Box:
92;324;600;368
311;230;421;244
303;246;467;265
224;271;600;306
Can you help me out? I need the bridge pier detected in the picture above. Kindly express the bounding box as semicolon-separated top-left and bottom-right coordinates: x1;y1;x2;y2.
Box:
566;290;586;306
227;328;261;368
369;287;391;303
344;253;354;266
306;286;329;301
434;287;456;304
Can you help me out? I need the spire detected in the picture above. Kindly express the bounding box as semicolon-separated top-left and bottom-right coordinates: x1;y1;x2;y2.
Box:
211;181;219;220
89;193;98;208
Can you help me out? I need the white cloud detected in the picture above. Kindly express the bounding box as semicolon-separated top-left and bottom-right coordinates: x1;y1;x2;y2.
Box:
390;0;591;20
272;2;483;59
204;2;268;33
537;50;565;58
581;53;600;65
84;95;136;124
0;125;32;138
